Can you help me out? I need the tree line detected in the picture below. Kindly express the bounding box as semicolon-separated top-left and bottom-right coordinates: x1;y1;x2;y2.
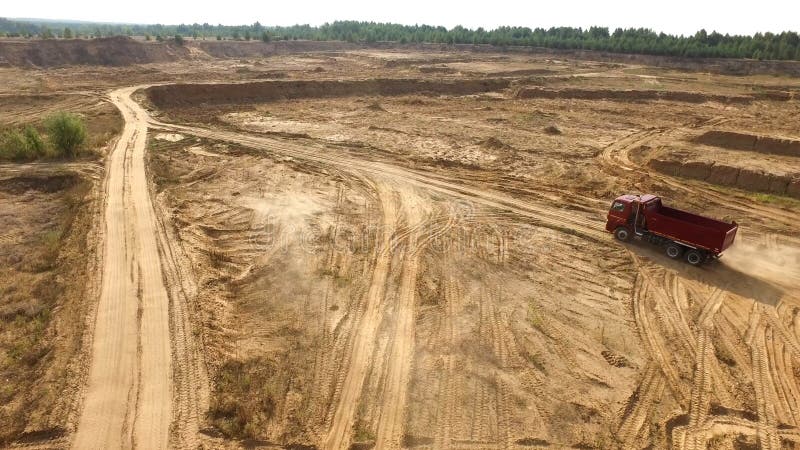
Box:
1;18;799;61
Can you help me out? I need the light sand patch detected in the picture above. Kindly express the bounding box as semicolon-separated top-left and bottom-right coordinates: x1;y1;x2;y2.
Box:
155;132;185;142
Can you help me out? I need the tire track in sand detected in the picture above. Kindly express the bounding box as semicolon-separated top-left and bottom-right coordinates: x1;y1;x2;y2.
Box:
617;364;665;447
324;184;398;450
374;189;427;450
73;87;173;449
150;122;608;243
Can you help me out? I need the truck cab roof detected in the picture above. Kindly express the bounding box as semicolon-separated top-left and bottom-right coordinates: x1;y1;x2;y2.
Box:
615;194;659;204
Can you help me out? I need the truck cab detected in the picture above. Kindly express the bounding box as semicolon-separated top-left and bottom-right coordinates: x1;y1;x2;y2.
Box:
605;194;656;239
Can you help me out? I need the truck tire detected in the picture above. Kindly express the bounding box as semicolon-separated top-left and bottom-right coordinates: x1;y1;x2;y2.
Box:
665;242;684;259
685;249;704;266
614;227;631;242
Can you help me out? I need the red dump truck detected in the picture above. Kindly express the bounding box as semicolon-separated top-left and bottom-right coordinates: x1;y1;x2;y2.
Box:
605;194;738;265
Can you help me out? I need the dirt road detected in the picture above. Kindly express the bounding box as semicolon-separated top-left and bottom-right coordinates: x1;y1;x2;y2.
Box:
72;87;173;449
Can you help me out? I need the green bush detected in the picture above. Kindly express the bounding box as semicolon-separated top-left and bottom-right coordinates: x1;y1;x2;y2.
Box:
23;126;46;156
45;112;87;158
0;129;33;160
0;126;48;161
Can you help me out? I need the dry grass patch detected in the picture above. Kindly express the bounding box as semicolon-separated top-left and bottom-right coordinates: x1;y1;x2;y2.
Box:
0;172;94;445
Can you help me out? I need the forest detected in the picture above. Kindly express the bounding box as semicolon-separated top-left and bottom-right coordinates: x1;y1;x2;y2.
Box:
2;18;799;61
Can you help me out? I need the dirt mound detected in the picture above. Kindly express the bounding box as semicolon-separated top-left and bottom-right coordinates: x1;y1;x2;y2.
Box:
693;130;800;157
649;158;800;198
366;102;387;112
0;36;190;68
543;125;562;135
478;137;513;150
516;87;754;104
146;78;511;108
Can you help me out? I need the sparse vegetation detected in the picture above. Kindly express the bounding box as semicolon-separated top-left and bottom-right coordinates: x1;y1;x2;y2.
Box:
751;192;800;208
0;174;92;445
0;112;91;161
207;358;279;439
352;424;377;443
527;300;544;331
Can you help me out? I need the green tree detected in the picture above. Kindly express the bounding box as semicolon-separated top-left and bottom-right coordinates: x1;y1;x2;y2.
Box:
63;27;73;39
174;34;185;45
45;112;87;158
261;31;270;42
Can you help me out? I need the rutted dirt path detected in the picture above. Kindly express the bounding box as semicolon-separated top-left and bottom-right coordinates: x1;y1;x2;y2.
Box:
72;87;173;449
323;184;398;450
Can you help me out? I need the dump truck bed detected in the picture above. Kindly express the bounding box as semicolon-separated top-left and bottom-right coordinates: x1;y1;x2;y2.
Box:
645;204;738;254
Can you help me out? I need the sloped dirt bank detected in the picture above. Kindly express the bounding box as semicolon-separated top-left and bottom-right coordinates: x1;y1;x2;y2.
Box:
649;158;800;198
146;78;511;108
193;39;358;58
693;130;800;157
0;36;190;68
515;87;756;104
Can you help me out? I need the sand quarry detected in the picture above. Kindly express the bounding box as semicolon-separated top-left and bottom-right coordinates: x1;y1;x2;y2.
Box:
1;40;800;450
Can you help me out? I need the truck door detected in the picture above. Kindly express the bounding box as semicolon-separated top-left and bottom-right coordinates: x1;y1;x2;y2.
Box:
627;201;646;234
635;203;647;232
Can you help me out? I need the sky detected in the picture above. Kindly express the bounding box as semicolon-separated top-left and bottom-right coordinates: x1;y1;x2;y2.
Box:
5;0;800;36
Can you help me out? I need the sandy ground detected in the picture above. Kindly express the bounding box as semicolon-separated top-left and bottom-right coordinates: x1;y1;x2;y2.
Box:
1;49;799;449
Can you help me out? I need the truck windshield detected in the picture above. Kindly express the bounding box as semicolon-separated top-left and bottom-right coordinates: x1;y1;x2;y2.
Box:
611;202;625;211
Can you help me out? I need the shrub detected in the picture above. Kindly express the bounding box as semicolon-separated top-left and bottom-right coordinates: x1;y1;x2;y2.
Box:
45;112;87;158
174;35;185;45
0;125;49;160
0;129;33;160
23;126;46;156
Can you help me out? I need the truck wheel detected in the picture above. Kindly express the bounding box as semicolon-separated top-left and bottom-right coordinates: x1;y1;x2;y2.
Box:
665;243;684;259
685;249;704;266
614;227;631;242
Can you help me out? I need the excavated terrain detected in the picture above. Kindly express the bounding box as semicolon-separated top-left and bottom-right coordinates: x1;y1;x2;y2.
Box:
1;45;799;449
